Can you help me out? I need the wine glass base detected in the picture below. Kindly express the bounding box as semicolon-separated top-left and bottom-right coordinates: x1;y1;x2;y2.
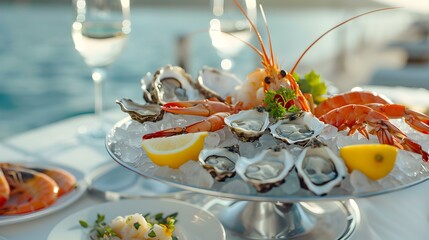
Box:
203;199;360;240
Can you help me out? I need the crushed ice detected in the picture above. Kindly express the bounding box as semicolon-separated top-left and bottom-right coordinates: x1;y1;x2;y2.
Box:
108;112;429;197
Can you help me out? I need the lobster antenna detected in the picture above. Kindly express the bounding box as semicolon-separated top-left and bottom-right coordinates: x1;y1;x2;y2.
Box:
290;7;401;74
259;4;275;66
232;0;270;64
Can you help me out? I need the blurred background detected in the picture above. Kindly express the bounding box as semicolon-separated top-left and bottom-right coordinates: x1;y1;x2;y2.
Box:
0;0;428;139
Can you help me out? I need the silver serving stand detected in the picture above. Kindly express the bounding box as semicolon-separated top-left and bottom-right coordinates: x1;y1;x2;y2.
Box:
105;117;428;239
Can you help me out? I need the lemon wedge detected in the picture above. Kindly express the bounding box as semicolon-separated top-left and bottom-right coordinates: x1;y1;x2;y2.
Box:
340;144;398;180
142;132;208;169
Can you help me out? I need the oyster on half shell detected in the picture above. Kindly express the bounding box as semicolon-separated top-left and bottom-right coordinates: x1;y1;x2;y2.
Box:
198;145;239;181
145;65;200;105
269;111;325;145
196;66;242;102
295;139;347;196
116;98;164;123
224;107;270;142
236;146;294;193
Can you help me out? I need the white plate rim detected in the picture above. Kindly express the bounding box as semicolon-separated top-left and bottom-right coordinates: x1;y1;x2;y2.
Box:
0;161;87;226
48;198;226;240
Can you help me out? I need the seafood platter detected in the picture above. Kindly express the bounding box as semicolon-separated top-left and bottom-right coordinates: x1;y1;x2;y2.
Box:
108;62;429;201
107;2;429;202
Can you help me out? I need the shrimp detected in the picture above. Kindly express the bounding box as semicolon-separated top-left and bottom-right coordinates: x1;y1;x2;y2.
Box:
0;167;59;215
231;0;309;111
0;163;77;197
143;112;230;139
314;91;392;117
0;168;10;207
30;167;76;197
319;104;429;161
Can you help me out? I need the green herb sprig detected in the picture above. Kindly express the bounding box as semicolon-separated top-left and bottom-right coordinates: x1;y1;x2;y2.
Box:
263;86;300;119
79;213;117;240
144;212;178;236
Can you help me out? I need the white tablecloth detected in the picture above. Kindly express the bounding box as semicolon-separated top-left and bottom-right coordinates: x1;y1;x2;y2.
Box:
1;111;429;240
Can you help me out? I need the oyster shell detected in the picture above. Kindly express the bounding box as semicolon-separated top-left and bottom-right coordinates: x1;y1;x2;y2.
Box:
116;98;164;123
295;139;347;196
196;66;242;102
236;146;294;193
147;65;200;105
269;111;325;145
140;72;155;103
198;145;239;181
224;107;270;142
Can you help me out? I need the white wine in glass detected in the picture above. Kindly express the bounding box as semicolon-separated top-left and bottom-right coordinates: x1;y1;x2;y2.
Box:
72;0;131;139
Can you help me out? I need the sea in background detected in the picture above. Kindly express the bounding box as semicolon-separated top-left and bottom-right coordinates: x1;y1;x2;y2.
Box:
0;1;417;139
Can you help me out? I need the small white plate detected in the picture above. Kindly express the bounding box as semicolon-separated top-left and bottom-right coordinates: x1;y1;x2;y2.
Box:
0;162;86;226
48;199;226;240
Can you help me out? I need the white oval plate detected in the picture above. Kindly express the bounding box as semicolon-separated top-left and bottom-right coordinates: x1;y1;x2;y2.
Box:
0;161;86;226
48;199;226;240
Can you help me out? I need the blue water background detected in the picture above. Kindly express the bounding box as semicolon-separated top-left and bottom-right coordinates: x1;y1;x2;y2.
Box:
0;3;414;139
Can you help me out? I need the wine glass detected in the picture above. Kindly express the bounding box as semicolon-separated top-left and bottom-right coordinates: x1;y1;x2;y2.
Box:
71;0;131;139
209;0;256;71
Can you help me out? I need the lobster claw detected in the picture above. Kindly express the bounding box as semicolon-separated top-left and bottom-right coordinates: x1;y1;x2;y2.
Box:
142;112;230;140
162;101;212;116
162;100;234;117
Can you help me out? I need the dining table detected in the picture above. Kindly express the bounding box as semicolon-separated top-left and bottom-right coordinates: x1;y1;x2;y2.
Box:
1;86;429;240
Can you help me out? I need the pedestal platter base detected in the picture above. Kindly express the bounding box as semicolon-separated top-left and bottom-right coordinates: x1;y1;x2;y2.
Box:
203;199;360;239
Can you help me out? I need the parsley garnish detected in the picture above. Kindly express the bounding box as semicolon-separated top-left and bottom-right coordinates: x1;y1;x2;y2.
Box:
79;213;118;239
145;212;178;225
263;86;300;119
79;220;89;228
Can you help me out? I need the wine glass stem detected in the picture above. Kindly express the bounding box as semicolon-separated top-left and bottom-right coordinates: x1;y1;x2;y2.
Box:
92;67;106;129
